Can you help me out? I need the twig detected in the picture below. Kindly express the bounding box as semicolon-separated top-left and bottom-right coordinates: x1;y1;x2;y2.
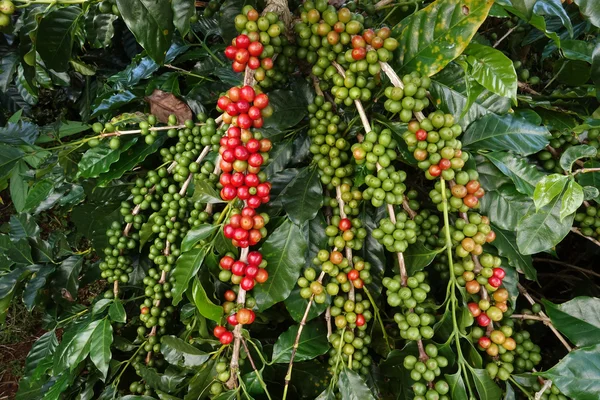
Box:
402;197;417;219
534;379;553;400
518;81;541;96
241;338;273;400
533;257;600;279
517;283;573;352
377;60;425;122
510;314;551;323
325;307;332;338
493;25;518;48
571;227;600;247
572;167;600;176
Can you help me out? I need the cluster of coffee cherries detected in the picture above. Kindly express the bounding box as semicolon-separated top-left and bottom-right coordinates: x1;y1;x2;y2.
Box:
428;170;483;213
223;207;269;248
402;112;466;181
89;121;123;150
307;97;354;187
138;270;176;332
373;210;419;253
347;27;398;72
99;221;136;291
324;215;367;251
383;72;431;122
159;115;223;163
225;34;275;74
536;130;582;173
219;250;269;290
201;0;220;18
217;85;272;128
513;60;541;86
450;213;496;259
352;127;399;170
297;267;327;303
467;283;508;331
391;274;436;341
574;204;600;239
362;166;407;206
97;0;120;16
403;345;450;400
531;382;568;400
413;208;445;248
328;325;373;376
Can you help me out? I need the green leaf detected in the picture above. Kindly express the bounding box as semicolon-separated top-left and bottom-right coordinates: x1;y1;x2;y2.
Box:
77;139;137;179
172;248;207;305
578;161;600;198
573;0;600;28
191;277;222;322
540;343;600;399
464;43;518;101
446;371;468;399
10;161;28;213
485;152;547;196
161;335;210;367
37;6;82;71
533;174;569;210
61;320;101;371
109;299;126;323
561;180;584;220
337;368;376;400
181;224;218;252
24;330;58;379
263;89;308;130
0;52;18;92
9;213;40;241
172;0;195;36
471;368;502;400
6;239;34;265
517;194;575;255
85;10;117;48
91;91;138;117
272;321;329;363
404;242;445;275
560;145;597;172
491;226;536;280
23;265;55;311
281;166;323;226
562;39;594;63
393;0;493;76
55;256;84;300
284;285;329;323
23;180;53;213
184;358;217;400
480;184;533;231
543;297;600;347
96;135;167;186
253;219;307;312
462;113;551;156
534;0;573;37
90;319;113;380
191;177;225;204
0;121;40;145
0;144;24;180
115;0;174;64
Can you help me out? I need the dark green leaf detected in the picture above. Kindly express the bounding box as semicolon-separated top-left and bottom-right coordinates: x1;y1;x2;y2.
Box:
55;256;84;300
23;180;53;213
534;0;573;37
181;224;218;252
573;0;600;28
484;152;546;196
543;297;600;347
263;90;308;130
517;193;575;255
24;330;58;378
264;140;293;179
191;277;222;322
491;226;535;280
561;180;584;220
479;184;533;231
0;121;40;145
115;0;174;64
404;242;445;275
471;368;502;400
337;368;376;400
0;144;24;179
281;166;323;226
462;113;551;156
77;139;138;179
272;321;329;363
172;248;207;305
23;266;55;311
464;43;518;101
559;145;597;172
562;39;594;63
161;335;211;367
578;161;600;198
91;91;138;117
254;219;307;312
191;177;224;204
85;10;117;48
37;6;82;71
172;0;195;36
184;358;217;400
9;213;40;241
92;299;113;316
10;161;28;213
109;299;127;323
533;174;569;211
64;319;101;371
0;52;18;92
446;370;468;399
540;343;600;399
90;319;113;379
7;239;34;265
284;285;329;323
393;0;494;77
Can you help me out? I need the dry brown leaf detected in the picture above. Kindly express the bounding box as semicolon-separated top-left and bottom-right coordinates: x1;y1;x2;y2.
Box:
144;89;193;124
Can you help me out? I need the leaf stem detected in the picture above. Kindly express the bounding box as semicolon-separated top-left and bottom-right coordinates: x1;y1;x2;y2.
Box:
241;337;273;400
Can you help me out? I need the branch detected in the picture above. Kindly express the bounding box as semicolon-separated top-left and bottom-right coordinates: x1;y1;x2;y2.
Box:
226;247;249;389
533;257;600;279
510;314;551;323
517;283;573;352
241;338;273;400
571;227;600;247
493;25;518;48
518;81;541;96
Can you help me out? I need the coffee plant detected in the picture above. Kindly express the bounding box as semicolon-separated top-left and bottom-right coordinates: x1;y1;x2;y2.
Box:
0;0;599;399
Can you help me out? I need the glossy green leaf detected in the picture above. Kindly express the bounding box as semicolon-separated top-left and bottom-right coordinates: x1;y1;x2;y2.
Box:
462;113;551;156
479;184;533;231
0;52;18;92
533;174;568;211
192;177;225;204
109;299;126;323
446;370;468;399
560;145;597;172
77;139;137;179
56;256;84;300
191;277;222;322
6;239;33;265
253;219;307;312
534;0;573;37
464;43;518;101
404;242;445;275
161;335;210;367
23;266;55;311
284;285;329;323
471;368;502;400
573;0;600;28
23;180;53;213
517;194;575;255
172;0;195;36
485;151;547;196
393;0;494;77
90;319;113;379
271;321;329;363
66;320;101;371
337;368;376;400
184;358;217;400
263;89;308;130
115;0;174;64
562;39;594;63
37;6;82;71
0;144;24;179
24;330;58;379
85;10;117;48
281;166;323;226
10;161;28;213
0;121;40;145
543;297;600;347
181;224;218;252
561;180;584;221
578;161;600;198
9;213;40;241
491;226;536;280
91;91;138;117
540;343;600;399
172;248;206;305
